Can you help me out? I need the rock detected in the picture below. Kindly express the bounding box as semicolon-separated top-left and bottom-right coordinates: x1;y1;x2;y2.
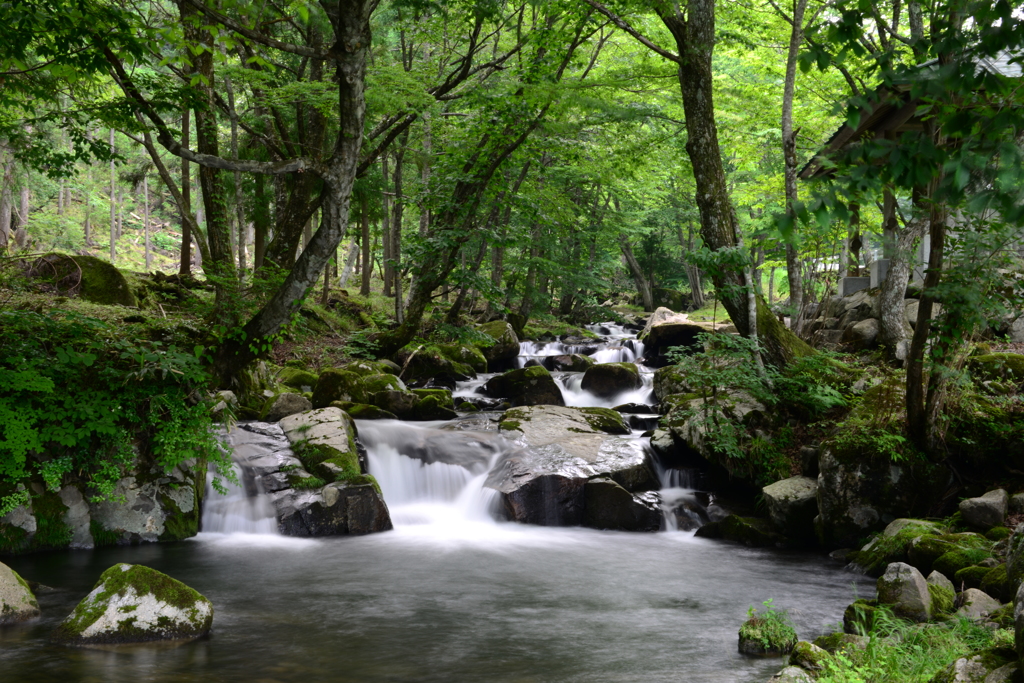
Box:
0;562;40;624
583;478;661;532
738;607;797;656
1009;315;1024;343
549;354;595;372
272;481;393;536
1015;580;1024;663
1007;525;1024;589
310;369;367;408
579;362;642;398
88;463;200;546
484;366;565;407
812;632;869;654
763;476;818;542
637;308;719;366
210;389;237;419
767;667;814;682
59;485;93;549
51;564;212;644
30;253;138;307
370;390;421;418
392;345;476;383
1010;493;1024;514
929;570;956;593
437;343;488;373
841;317;880;349
960;489;1009;529
905;300;942;329
476;321;521;362
652;287;686;311
277;366;319;392
955;588;1001;621
331;402;397;420
788;640;831;673
843;599;880;634
263;392;313;422
876;562;931;622
931;654;1018;683
694;515;788;548
970;353;1024;384
653;365;691;401
486;405;657;526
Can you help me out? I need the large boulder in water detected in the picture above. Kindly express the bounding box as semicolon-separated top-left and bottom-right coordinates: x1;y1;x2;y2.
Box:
637;307;718;366
763;476;818;543
52;564;212;644
549;354;595;372
583;478;661;531
486;405;658;527
484;365;565;407
0;562;39;624
476;321;521;363
580;362;642;398
277;408;392;535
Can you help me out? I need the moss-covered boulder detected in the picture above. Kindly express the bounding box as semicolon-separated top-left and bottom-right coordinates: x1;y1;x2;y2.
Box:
438;343;488;373
476;321;520;362
907;532;992;576
981;564;1011;602
929;580;956;615
812;632;869;654
930;649;1018;683
694;515;788;548
738;606;798;656
959;489;1009;530
653;365;691;402
788;640;832;674
31;253;138;307
954;565;992;591
0;561;39;624
843;599;880;635
280;408;361;485
277;367;319;392
876;562;932;622
392;345;476;383
583;478;661;532
311;369;367;408
849;519;946;576
969;353;1024;383
549;354;595;372
411;390;458;421
580;362;642;399
484;365;565;407
331;402;397;420
344;359;399;377
51;564;212;644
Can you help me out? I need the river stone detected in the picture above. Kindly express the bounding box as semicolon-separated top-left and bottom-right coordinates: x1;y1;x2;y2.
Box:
484;366;565;407
960;489;1009;530
580;362;642;398
280;407;357;461
841;318;880;350
768;667;814;683
272;482;393;536
956;588;1001;621
583;478;660;532
310;369;366;408
788;641;831;673
370;390;421;419
486;405;657;526
52;564;212;644
763;476;818;542
264;392;313;422
549;354;594;372
477;321;520;362
277;366;319;392
876;562;931;622
0;561;40;624
931;654;1018;683
637;307;718;366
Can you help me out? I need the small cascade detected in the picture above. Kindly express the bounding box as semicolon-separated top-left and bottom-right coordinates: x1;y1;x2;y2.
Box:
556;371;655;408
202;464;279;534
359;420;506;527
655;465;710;532
202;424;283;535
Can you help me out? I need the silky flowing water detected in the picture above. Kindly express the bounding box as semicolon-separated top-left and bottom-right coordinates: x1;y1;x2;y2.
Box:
0;323;873;682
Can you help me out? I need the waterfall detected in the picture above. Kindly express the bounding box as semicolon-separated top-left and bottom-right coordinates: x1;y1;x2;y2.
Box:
201;425;282;535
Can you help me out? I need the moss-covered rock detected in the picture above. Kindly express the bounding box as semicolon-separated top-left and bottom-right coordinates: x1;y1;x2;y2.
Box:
392;345;476;382
788;640;832;673
549;354;595;372
929;648;1018;683
954;565;993;591
311;369;367;408
280;408;362;487
738;607;798;656
694;515;789;548
908;533;992;576
31;253;139;307
812;632;869;654
344;359;399;377
438;343;488;373
476;321;520;362
933;547;994;578
580;362;642;399
277;367;319;391
577;407;630;435
330;402;397;420
484;365;565;407
653;365;691;402
929;582;956;615
850;520;945;576
411;394;459;421
0;561;40;624
843;599;880;635
969;353;1024;383
979;564;1011;602
361;373;404;395
51;564;213;644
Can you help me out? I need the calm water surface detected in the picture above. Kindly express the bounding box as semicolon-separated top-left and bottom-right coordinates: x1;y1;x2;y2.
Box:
2;525;871;683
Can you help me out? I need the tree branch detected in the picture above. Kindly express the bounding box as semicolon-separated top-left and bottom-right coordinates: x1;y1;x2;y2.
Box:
582;0;680;63
182;0;328;58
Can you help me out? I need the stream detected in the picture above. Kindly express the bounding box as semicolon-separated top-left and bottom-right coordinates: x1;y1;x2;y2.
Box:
0;323;873;683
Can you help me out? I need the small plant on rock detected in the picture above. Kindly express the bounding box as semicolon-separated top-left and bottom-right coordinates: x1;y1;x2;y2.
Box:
738;599;798;656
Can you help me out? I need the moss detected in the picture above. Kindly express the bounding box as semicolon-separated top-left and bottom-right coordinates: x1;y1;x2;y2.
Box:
789;640;832;672
361;373;403;394
985;526;1011;541
51;563;211;644
344;359;395;377
738;607;798;656
438;343;488;373
34;253;139;307
980;564;1010;602
851;523;943;576
969;353;1024;382
412;394;458;421
929;583;956;615
457;401;479;412
988;603;1014;628
812;632;868;654
310;369;366;408
843;599;880;635
933;548;993;577
578;407;629;435
499;420;522;432
908;533;992;575
290;475;327;490
29;491;73;551
411;388;454;408
695;515;788;548
90;520;121;548
954;565;991;591
157;493;199;542
336;403;397;420
277;367;319;390
0;524;29;555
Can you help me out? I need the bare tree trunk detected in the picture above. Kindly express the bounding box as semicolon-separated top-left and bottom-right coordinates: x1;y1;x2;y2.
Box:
391;137;407;324
180;109;191;275
620;235;654;310
0;141;12;247
253;173;268;269
879;189;926;362
225;75;246;276
339;239;359;288
143;175;151;270
109;128;116;263
381;154;392;297
360;194;371;296
781;0;809;335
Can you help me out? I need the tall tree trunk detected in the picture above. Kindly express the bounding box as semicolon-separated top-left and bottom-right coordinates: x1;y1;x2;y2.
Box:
109;128;116;262
225;75;246;276
381;154;392;296
782;0;808;335
391;135;407;324
360;194;371;296
0;142;12;247
143;175;151;270
621;235;654;310
179;109;192;275
253;173;268;269
879;187;925;362
656;4;811;365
